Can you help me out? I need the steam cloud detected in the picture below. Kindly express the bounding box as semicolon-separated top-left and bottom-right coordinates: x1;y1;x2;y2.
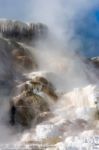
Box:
27;0;99;90
0;0;99;146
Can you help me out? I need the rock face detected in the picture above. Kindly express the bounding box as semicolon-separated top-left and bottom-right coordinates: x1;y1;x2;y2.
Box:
30;76;58;101
10;92;50;126
0;19;49;93
89;57;99;68
10;76;58;126
0;37;37;93
10;40;37;72
0;19;57;127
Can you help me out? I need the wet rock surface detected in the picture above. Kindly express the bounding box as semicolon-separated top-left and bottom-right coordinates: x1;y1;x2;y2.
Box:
88;57;99;68
9;76;58;126
0;38;37;94
0;20;53;127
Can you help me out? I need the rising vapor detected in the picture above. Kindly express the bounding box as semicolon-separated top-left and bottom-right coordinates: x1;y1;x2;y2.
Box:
0;0;99;149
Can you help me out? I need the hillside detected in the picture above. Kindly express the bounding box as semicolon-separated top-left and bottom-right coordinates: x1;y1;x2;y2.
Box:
0;20;99;149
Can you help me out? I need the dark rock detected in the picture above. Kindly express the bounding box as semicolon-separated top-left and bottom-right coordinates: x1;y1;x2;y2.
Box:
88;57;99;68
9;76;58;126
10;92;50;126
32;76;58;101
0;19;51;127
0;37;37;94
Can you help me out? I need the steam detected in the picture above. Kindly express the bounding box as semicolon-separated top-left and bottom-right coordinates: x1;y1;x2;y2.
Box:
28;0;99;40
28;0;99;91
0;0;99;147
24;1;99;143
27;0;99;128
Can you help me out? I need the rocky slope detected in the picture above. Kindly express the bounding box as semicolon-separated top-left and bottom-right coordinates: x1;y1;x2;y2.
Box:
0;19;99;149
0;20;48;93
89;57;99;68
0;20;58;127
